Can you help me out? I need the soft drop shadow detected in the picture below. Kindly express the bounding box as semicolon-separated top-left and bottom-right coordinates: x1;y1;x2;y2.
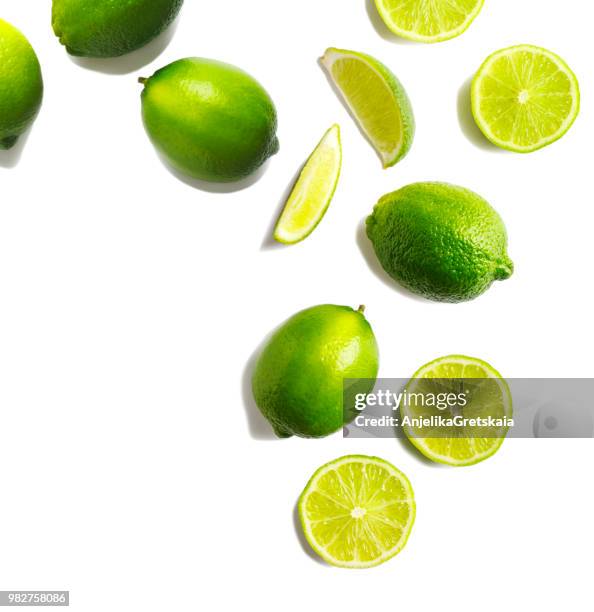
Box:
0;128;32;168
365;0;416;44
293;501;327;565
161;154;271;194
457;76;502;151
356;219;427;303
68;19;179;75
241;343;279;441
260;162;305;250
318;59;384;167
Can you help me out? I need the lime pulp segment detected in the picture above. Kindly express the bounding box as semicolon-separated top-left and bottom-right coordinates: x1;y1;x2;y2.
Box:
402;355;513;467
274;125;342;244
471;45;580;152
299;455;415;568
374;0;485;43
321;48;414;168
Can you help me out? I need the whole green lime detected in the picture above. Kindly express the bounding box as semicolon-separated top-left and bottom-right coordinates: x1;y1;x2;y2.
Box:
0;19;43;149
51;0;183;57
366;182;513;302
252;305;379;439
140;58;279;183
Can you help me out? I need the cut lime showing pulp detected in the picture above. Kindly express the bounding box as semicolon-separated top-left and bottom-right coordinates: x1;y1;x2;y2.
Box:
299;455;415;568
321;48;414;168
274;125;342;244
471;45;580;153
402;355;512;467
374;0;484;43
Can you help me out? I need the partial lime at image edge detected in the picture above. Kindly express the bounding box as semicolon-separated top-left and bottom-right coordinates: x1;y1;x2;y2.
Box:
0;18;43;148
373;0;485;43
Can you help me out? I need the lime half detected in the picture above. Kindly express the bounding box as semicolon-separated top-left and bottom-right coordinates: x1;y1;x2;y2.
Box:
472;45;580;153
321;48;414;168
274;125;342;244
402;355;512;467
374;0;484;43
299;455;415;568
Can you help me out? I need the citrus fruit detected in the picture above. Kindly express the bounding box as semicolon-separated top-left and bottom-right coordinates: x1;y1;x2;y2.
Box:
299;455;415;568
252;305;379;438
320;48;414;168
274;125;342;245
0;19;43;149
52;0;183;57
374;0;484;43
401;355;513;466
366;182;513;302
140;58;279;183
471;45;580;153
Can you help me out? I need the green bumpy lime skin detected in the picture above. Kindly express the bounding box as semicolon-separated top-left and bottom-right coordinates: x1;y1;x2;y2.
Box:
251;305;379;438
51;0;183;57
0;20;43;149
366;182;513;303
379;60;415;167
140;58;279;183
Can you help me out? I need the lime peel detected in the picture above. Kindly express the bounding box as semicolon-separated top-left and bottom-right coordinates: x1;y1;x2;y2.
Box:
0;18;43;149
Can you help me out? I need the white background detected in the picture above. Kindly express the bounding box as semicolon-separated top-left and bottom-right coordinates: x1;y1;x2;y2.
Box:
1;1;592;610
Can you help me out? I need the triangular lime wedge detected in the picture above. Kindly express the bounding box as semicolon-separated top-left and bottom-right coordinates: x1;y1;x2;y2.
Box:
273;124;342;245
321;47;414;168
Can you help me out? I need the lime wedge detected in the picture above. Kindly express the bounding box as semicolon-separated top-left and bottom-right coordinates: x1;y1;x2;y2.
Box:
374;0;484;43
273;125;342;245
402;355;513;467
471;45;580;152
320;48;414;168
299;455;415;568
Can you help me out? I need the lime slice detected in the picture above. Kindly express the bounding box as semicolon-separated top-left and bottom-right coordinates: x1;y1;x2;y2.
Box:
320;48;414;168
471;45;580;153
374;0;484;43
402;355;513;467
299;455;415;568
273;125;342;245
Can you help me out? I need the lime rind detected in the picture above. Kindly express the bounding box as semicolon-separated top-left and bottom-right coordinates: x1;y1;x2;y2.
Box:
0;19;43;148
402;355;513;467
374;0;485;43
471;44;580;153
366;182;514;303
321;47;415;168
273;125;342;245
298;455;415;569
